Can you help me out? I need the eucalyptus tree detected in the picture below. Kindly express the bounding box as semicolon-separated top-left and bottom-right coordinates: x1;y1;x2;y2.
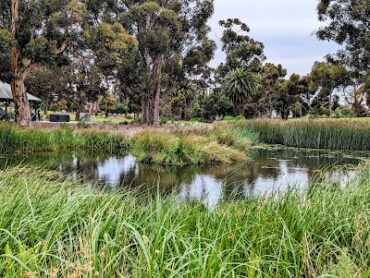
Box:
0;0;86;126
222;68;258;115
119;0;215;125
274;74;316;119
25;66;66;115
317;0;370;103
217;18;265;80
259;63;287;118
284;74;315;118
310;61;347;117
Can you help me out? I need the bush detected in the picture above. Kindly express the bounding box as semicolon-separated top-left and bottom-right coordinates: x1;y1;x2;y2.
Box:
160;118;169;125
223;115;235;121
115;104;127;115
190;117;203;123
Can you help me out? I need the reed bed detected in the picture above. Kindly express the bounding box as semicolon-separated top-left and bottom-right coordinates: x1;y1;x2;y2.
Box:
132;130;247;166
0;123;130;154
237;119;370;151
0;123;252;166
0;166;369;277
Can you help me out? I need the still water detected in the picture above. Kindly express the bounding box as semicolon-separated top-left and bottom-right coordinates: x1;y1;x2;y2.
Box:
4;147;366;209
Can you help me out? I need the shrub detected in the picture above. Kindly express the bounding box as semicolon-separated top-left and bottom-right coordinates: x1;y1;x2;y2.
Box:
235;115;246;121
223;115;235;121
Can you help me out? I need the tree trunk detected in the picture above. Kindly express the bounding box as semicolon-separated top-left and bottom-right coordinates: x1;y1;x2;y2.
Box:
141;97;149;125
89;101;98;115
329;91;333;118
148;95;154;125
150;55;163;126
10;0;31;126
235;102;242;116
44;103;49;117
11;78;31;126
152;85;161;126
75;110;81;121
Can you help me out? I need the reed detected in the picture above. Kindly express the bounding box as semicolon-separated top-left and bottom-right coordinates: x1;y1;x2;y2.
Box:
0;166;369;277
0;123;130;154
132;131;247;166
237;119;370;150
0;124;251;165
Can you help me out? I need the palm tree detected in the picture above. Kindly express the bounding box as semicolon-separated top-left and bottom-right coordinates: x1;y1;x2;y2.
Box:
222;68;258;115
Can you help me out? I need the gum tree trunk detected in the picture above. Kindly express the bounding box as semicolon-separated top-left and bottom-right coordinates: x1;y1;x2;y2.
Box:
11;0;31;127
141;96;150;124
151;55;163;126
11;78;31;126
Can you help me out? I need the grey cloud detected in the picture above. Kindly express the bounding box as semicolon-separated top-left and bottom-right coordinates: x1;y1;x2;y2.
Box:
209;0;340;75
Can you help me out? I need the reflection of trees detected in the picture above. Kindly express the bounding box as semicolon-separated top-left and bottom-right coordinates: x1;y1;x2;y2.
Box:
64;155;100;185
131;164;200;196
5;148;363;204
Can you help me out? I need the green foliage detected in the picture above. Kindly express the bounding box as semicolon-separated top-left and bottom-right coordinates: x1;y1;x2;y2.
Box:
317;0;369;77
223;115;235;121
222;68;258;115
217;18;265;76
87;22;137;72
238;119;370;150
213;125;257;151
338;106;355;117
0;165;370;276
195;92;235;122
310;62;347;116
235;115;246;121
0;29;14;80
258;63;289;118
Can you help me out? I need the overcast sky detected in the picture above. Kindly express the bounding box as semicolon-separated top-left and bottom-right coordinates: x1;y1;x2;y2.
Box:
209;0;340;76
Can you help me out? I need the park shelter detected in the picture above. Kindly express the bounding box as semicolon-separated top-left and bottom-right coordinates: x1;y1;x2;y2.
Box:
0;81;41;119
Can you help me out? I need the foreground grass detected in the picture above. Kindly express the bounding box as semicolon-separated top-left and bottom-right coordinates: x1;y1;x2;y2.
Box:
236;119;370;151
0;166;369;277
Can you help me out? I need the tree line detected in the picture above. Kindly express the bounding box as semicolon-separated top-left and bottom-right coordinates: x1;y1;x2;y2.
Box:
0;0;369;126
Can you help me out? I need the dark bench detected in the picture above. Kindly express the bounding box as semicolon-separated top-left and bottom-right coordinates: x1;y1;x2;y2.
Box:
49;114;70;123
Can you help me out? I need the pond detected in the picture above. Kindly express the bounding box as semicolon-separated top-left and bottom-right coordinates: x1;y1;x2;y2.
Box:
2;147;367;209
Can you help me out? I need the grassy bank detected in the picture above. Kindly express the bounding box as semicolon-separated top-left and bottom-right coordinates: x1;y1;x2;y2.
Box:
132;128;253;166
237;119;370;151
0;123;252;166
0;123;130;154
0;166;369;277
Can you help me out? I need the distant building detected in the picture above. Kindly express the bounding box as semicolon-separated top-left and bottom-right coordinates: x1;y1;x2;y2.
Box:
0;81;41;103
0;81;41;120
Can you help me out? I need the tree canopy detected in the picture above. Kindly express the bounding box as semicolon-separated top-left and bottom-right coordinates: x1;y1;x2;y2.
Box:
0;1;369;125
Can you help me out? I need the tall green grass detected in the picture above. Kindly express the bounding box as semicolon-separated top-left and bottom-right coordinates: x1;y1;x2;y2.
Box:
0;166;369;277
0;123;252;166
237;119;370;150
132;131;247;166
0;123;130;154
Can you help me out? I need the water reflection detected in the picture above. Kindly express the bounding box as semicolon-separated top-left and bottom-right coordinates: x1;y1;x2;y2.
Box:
4;147;364;209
